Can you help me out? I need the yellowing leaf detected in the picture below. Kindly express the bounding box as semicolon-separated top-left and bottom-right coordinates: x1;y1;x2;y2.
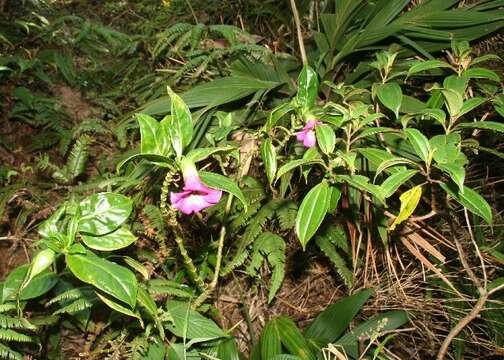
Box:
390;186;422;231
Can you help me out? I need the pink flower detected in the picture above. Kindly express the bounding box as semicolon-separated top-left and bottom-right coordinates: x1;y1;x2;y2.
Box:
170;160;222;215
296;119;321;148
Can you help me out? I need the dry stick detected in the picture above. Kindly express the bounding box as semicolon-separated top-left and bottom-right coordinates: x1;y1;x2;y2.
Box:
437;214;495;360
289;0;308;65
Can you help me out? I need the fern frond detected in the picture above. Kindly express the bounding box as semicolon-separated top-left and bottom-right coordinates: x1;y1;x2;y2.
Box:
221;249;249;276
315;229;353;287
147;279;193;298
276;200;298;231
0;315;36;330
0;342;22;360
0;305;16;314
46;287;87;306
0;330;34;343
52;298;94;315
65;134;93;181
245;232;286;303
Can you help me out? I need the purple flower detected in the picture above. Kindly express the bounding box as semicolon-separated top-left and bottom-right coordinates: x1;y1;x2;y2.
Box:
296;119;321;148
170;160;222;215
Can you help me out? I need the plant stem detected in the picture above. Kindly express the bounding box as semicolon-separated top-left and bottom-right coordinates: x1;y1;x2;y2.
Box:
174;226;206;292
160;171;172;216
289;0;307;65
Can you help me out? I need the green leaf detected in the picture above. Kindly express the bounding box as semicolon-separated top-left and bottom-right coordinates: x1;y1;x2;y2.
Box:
442;89;464;117
376;82;402;118
260;319;282;360
23;249;55;290
380;169;418;198
458;97;486;117
420;108;446;127
165;300;226;342
440;182;492;224
122;256;150;280
315;235;352;287
295;181;330;250
408;59;453;76
296;65;318;112
185;146;234;163
335;310;409;359
2;265;57;302
137;113;171;157
304;289;374;343
261;139;277;184
264;102;295;132
315;124;336;155
456;121;504;134
436;163;465;192
96;292;142;323
273;316;316;360
430;133;465;165
337;175;386;205
81;226;137;251
66;252;137;308
167;87;193;157
390;185;422;231
276;158;323;180
78;193;133;236
404;128;430;163
465;68;500;82
199;171;247;211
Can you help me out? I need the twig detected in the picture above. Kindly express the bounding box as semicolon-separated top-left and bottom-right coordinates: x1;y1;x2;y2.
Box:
289;0;307;65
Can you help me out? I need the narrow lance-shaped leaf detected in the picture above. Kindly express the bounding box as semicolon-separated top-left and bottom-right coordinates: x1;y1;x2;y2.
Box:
199;171;248;211
261;139;277;184
315;124;336;154
166;87;193;157
404;128;431;163
440;182;492;224
296;65;318;112
390;185;423;231
295;181;330;250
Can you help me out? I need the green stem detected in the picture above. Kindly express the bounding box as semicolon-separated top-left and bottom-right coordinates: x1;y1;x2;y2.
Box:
174;226;206;292
192;195;233;309
160;172;172;216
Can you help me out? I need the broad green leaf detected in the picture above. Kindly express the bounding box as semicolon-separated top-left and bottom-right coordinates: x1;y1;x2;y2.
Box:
429;133;465;165
471;54;501;65
2;265;57;302
441;89;464;117
440;182;492;224
390;185;422;230
123;256;150;280
296;181;330;250
436;163;465;192
78;193;133;236
458;97;486;117
335;311;409;359
199;171;247;210
96;292;142;323
444;75;468;96
165;300;226;342
215;338;241;360
357;148;396;170
355;127;398;141
264;102;295;132
296;65;318;112
404;128;430;163
408;59;453;76
166;87;193;156
273;316;316;360
185;146;234;163
276;158;323;180
456;121;504;134
315;124;336;154
380;169;418;198
81;226;137;251
137;113;170;157
337;175;386;205
420;108;446;127
327;186;342;213
66;252;137;308
261;319;282;360
23;249;55;289
465;67;500;82
376;82;402;118
261;139;277;184
304;289;374;343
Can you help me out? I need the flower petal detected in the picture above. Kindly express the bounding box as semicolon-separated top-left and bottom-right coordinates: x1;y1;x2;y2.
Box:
175;194;213;214
202;188;222;204
303;130;317;147
296;130;307;142
170;190;192;206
